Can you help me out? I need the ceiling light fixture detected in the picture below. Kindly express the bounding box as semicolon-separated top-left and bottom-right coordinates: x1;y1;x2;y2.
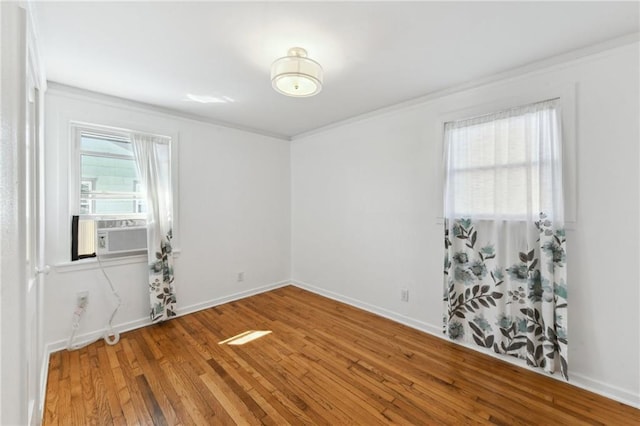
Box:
271;47;323;97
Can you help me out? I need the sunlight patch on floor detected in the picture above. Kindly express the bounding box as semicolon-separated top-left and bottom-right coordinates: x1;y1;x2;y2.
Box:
219;330;272;345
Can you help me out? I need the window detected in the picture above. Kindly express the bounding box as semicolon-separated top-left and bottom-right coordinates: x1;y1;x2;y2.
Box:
442;99;568;380
78;132;146;217
443;99;562;220
70;123;176;260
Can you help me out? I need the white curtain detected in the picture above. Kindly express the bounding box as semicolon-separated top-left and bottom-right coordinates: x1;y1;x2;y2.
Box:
443;99;568;378
444;99;564;222
132;133;176;323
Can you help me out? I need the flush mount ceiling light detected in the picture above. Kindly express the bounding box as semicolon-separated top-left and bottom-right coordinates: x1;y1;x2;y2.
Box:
271;47;323;97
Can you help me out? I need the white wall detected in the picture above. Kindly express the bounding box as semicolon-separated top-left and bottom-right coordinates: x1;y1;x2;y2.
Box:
1;4;28;425
291;42;639;405
44;86;291;350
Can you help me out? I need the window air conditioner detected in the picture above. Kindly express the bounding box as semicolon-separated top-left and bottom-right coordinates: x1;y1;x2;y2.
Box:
96;219;147;256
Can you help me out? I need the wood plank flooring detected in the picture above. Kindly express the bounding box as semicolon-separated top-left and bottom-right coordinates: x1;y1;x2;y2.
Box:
43;286;639;425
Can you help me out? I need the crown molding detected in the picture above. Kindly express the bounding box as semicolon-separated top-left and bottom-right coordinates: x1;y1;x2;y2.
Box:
292;32;639;141
46;82;291;141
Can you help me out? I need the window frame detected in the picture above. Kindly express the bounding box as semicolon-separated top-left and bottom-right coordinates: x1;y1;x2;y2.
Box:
436;83;577;226
71;124;146;221
68;122;179;262
444;100;559;220
58;117;179;269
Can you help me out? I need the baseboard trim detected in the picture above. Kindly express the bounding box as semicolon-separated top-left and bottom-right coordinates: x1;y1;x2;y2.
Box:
41;278;639;409
291;279;441;336
175;280;291;318
45;280;291;355
290;279;640;409
569;372;640;409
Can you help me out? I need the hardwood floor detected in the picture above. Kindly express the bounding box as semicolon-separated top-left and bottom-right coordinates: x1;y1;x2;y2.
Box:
43;286;639;425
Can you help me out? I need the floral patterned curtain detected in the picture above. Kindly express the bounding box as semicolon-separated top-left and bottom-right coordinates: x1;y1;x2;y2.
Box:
444;217;568;378
442;99;568;379
132;134;176;323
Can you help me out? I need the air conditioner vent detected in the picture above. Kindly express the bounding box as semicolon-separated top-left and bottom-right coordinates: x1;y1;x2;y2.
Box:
96;219;147;255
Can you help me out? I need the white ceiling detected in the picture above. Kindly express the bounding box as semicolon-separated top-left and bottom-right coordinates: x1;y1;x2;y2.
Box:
35;1;639;139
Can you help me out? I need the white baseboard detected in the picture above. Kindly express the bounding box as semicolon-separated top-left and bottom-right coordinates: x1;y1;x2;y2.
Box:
291;279;442;336
290;279;640;409
175;280;290;317
45;280;291;354
41;278;639;410
570;372;640;409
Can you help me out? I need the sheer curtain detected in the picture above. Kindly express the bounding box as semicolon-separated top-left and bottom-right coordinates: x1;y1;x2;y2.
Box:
442;99;568;379
132;133;176;323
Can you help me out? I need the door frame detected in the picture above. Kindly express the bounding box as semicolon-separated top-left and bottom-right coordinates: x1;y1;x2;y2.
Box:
0;3;29;425
0;2;47;425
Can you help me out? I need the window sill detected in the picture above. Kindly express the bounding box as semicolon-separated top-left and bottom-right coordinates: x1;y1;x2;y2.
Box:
54;249;181;273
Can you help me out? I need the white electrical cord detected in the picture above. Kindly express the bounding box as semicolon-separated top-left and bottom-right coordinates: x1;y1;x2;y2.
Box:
66;255;122;351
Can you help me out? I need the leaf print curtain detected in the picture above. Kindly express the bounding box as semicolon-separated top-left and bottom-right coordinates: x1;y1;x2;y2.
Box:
132;133;177;323
442;99;568;379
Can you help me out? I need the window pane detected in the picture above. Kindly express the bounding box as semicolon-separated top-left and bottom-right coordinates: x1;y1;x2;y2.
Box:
81;135;133;156
80;134;143;216
94;199;137;215
450;124;497;169
81;154;137;185
451;166;538;217
450;117;529;170
445;99;560;219
451;169;496;216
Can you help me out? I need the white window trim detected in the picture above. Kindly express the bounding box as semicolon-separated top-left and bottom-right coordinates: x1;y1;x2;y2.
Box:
435;82;577;228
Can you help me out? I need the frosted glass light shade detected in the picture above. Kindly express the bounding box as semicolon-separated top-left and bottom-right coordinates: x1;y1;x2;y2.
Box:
271;47;323;97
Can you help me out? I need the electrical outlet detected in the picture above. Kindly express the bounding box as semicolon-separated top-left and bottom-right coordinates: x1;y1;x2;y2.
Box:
237;272;245;282
77;291;89;308
401;288;409;302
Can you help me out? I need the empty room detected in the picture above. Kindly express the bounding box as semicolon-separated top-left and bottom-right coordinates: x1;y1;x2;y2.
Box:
1;1;639;424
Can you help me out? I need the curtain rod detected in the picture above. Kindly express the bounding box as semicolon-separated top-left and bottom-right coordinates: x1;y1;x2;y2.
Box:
70;120;172;141
445;97;561;126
